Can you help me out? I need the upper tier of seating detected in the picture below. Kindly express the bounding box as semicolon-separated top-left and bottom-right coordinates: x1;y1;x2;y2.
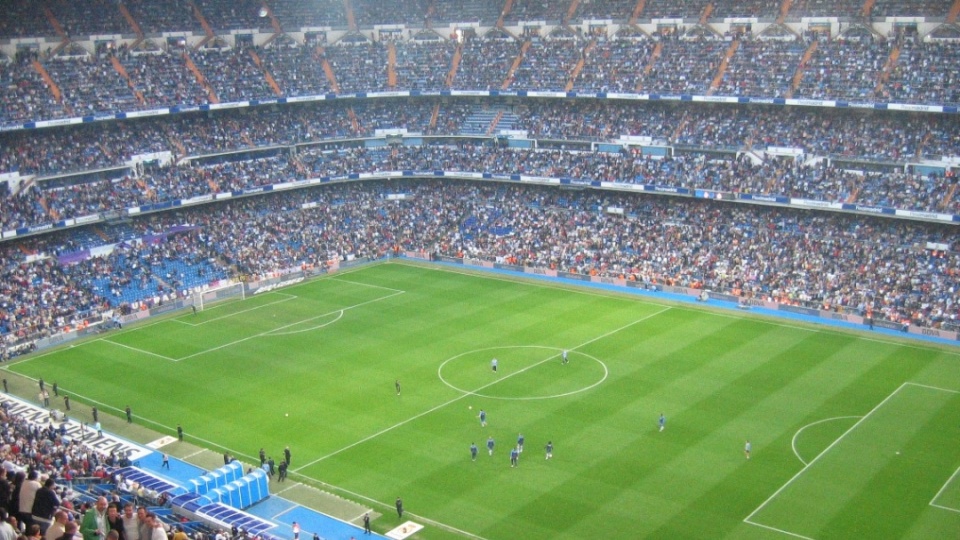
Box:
0;0;952;39
2;30;959;127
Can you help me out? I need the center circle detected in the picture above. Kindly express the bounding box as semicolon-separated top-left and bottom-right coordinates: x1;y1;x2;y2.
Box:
437;345;608;400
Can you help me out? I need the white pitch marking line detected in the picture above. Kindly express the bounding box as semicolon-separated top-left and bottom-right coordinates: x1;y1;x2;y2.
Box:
399;260;960;356
743;520;815;540
176;291;404;361
186;294;298;326
293;306;672;472
790;416;862;466
929;466;960;513
328;277;405;294
744;382;910;532
264;311;344;337
99;339;179;361
905;381;960;394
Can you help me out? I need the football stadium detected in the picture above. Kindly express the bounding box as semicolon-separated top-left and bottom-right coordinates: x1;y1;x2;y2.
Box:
0;1;959;539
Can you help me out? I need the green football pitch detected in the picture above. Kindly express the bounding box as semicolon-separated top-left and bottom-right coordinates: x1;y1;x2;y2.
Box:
9;262;960;539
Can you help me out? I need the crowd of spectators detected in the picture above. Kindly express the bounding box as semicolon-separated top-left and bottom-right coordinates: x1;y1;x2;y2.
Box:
451;33;523;91
255;45;333;98
3;32;960;126
42;54;140;116
123;0;204;35
501;0;571;24
392;40;457;91
714;38;807;98
794;37;894;102
0;403;122;485
573;0;638;21
0;0;953;42
2;97;959;227
0;1;957;353
193;0;270;33
351;0;431;27
2;139;957;240
190;48;274;103
641;36;729;95
3;175;958;355
884;40;960;106
510;37;583;91
321;42;388;94
572;38;654;93
428;0;502;25
1;97;957;175
268;0;347;30
121;50;214;108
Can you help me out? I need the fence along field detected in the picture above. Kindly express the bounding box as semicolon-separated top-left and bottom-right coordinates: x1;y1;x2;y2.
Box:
8;262;960;539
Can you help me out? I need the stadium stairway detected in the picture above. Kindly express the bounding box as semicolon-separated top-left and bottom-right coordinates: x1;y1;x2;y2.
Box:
387;42;397;88
30;60;63;104
629;0;648;25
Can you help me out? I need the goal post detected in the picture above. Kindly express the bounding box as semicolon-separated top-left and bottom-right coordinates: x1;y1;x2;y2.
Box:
192;281;245;311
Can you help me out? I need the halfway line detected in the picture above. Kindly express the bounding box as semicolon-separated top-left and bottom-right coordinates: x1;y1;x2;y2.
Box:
293;306;672;472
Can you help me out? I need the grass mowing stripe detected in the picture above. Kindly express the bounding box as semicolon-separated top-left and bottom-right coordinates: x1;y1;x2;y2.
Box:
822;388;960;539
294;307;671;472
4;264;958;540
744;383;958;537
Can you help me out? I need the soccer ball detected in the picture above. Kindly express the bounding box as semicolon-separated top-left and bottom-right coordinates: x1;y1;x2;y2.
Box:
469;406;472;410
285;413;289;417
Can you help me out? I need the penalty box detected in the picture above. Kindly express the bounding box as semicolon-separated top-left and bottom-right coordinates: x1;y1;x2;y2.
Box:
745;382;960;539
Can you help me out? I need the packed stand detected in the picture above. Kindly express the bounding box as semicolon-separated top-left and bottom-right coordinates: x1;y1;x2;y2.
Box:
392;40;456;91
256;44;333;97
352;100;436;135
0;119;169;177
269;0;348;30
790;0;864;18
351;0;430;27
452;34;522;91
870;0;951;17
0;1;52;38
323;42;388;93
709;0;782;19
47;0;130;37
7;176;959;348
118;50;212;108
883;41;960;106
43;55;140;116
571;38;654;93
190;48;274;102
0;54;67;126
640;0;712;20
510;38;584;91
794;38;893;102
429;0;504;25
193;0;270;33
714;38;806;98
4;32;960;125
641;37;728;95
573;0;638;21
123;0;204;34
4;99;959;177
502;0;571;24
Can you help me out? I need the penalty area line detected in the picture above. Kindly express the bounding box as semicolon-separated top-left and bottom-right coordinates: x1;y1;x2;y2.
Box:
177;290;405;361
744;383;910;536
929;466;960;514
742;519;815;540
99;339;179;362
